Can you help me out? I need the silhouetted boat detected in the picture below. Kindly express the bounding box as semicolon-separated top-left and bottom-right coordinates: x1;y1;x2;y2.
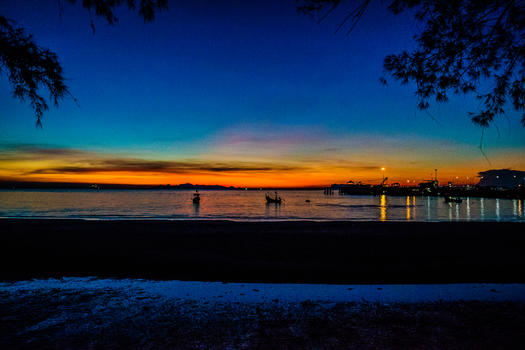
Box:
265;192;282;204
444;196;462;203
193;190;200;204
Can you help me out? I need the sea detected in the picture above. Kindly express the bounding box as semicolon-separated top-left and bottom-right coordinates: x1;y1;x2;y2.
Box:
0;189;523;221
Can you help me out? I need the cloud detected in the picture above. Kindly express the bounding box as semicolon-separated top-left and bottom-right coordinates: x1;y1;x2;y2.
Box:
320;147;342;153
0;144;303;175
27;159;302;175
207;124;331;157
6;140;504;186
0;143;94;161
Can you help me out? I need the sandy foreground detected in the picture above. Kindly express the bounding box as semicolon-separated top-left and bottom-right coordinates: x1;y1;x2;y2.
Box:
2;219;525;348
1;278;525;349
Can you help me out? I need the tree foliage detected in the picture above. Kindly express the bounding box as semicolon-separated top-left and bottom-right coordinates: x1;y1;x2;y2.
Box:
0;0;167;126
298;0;525;128
0;16;69;127
65;0;168;32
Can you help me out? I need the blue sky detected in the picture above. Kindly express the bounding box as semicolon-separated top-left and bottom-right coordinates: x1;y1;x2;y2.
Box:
1;0;524;186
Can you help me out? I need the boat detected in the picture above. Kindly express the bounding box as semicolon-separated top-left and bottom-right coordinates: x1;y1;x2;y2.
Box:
192;190;201;204
265;192;282;204
444;196;462;203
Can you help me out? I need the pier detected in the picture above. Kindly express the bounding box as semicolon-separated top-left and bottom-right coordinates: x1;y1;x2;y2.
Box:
331;183;525;199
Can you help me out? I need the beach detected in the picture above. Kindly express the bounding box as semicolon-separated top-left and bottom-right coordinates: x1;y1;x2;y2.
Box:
1;219;524;283
1;278;524;349
2;219;525;348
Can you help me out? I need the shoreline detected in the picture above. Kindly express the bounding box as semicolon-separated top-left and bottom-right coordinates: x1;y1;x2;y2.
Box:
3;280;525;348
1;216;523;222
2;185;524;200
2;219;525;283
3;278;525;303
0;217;461;221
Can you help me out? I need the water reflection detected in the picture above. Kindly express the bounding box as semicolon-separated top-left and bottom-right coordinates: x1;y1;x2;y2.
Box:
380;195;387;221
192;202;200;217
406;196;410;220
265;202;281;217
0;190;524;222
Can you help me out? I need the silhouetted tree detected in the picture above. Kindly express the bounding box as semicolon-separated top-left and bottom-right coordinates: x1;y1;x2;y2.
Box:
298;0;525;128
0;16;69;127
0;0;167;126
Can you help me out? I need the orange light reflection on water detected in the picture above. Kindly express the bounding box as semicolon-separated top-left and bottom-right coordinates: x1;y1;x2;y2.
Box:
380;194;387;221
406;196;411;220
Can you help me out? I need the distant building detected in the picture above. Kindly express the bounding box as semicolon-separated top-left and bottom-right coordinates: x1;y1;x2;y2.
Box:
477;169;525;189
418;180;438;193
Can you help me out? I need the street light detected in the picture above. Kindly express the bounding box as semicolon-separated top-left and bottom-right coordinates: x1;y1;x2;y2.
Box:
381;167;385;184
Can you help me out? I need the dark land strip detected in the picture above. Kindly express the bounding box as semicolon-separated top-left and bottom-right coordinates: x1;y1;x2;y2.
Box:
1;219;524;283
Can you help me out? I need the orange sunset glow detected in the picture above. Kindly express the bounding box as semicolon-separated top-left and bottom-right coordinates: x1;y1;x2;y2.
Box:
2;139;523;187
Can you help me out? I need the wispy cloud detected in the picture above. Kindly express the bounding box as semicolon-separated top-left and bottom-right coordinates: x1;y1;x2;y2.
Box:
0;144;304;176
0;143;94;161
27;158;302;175
3;139;519;186
206;124;331;158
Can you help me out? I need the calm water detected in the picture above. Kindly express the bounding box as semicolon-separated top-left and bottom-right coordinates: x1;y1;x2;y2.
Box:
0;190;524;221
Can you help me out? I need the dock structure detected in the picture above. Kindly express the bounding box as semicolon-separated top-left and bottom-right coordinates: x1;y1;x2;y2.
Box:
331;168;525;199
478;169;525;189
323;187;335;195
330;183;524;199
333;183;376;196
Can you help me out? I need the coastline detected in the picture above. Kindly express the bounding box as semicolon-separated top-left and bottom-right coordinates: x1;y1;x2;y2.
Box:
3;279;524;348
2;219;524;283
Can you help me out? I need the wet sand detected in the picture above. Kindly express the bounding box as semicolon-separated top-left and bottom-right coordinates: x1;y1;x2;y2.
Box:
2;279;525;349
1;219;524;283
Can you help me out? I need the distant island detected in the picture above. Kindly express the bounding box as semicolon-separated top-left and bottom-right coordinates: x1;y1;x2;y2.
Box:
0;181;239;190
0;181;323;190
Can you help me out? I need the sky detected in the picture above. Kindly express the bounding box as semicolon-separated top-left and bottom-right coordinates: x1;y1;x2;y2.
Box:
1;0;524;187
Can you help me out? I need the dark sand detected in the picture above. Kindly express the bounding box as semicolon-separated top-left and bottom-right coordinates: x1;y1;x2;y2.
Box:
1;219;524;283
2;287;525;349
2;220;525;348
